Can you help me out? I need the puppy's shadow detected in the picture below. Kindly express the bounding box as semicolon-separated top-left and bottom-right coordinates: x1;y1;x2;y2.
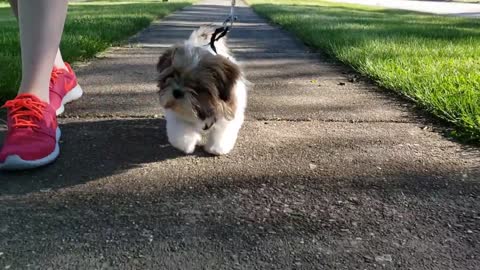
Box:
0;118;210;195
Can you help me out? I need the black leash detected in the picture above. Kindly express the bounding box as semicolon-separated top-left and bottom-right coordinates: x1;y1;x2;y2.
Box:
209;27;230;54
209;0;237;54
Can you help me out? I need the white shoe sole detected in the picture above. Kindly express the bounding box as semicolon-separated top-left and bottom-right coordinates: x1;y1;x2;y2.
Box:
0;128;61;171
56;84;83;116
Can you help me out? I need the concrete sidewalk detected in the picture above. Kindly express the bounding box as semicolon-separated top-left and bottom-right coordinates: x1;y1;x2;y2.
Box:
1;0;479;269
329;0;480;17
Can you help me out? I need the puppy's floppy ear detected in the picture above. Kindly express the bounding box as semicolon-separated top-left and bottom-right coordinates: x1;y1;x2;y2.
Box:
157;47;178;87
157;47;176;73
199;55;241;120
204;55;241;102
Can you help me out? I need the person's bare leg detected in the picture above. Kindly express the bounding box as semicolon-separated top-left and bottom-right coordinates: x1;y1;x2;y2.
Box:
8;0;66;68
10;0;67;71
53;50;67;70
15;0;68;102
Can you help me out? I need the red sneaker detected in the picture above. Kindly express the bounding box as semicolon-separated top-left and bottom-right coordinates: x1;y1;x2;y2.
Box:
0;94;60;170
49;62;83;115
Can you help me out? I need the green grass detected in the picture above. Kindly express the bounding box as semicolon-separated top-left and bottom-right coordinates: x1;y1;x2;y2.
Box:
0;0;192;101
249;0;480;142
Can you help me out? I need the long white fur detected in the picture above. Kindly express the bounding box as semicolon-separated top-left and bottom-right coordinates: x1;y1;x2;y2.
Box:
165;27;247;155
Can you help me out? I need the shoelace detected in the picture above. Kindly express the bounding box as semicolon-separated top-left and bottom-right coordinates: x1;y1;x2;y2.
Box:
2;97;46;129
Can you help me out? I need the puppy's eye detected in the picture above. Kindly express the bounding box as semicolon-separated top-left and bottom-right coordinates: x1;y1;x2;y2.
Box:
173;89;184;99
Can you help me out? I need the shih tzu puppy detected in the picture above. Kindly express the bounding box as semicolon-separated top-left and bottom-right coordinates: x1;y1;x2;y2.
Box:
156;26;247;155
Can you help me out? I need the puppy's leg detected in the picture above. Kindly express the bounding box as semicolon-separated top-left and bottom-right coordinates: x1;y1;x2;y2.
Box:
205;81;247;155
204;114;244;155
166;111;201;154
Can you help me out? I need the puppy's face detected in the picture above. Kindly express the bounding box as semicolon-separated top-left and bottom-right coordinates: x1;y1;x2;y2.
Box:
157;45;240;122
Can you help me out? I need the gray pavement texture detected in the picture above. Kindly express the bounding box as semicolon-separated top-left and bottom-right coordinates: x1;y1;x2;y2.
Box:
1;0;480;269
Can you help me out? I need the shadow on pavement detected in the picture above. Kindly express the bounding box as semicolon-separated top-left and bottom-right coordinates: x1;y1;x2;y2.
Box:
0;118;211;195
1;117;479;197
0;165;479;268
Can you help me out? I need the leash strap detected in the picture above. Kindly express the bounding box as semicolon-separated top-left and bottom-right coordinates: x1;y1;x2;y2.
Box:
224;0;236;28
209;0;237;54
210;27;229;54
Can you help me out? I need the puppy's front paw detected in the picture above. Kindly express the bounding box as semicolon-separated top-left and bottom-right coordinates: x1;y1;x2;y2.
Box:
169;136;200;154
204;142;234;156
171;141;196;154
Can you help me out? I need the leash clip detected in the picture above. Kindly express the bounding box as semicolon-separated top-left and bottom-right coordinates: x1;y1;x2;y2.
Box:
223;15;238;28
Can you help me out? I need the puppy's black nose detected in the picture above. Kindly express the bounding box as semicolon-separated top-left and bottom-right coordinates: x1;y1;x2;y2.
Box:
173;89;184;99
